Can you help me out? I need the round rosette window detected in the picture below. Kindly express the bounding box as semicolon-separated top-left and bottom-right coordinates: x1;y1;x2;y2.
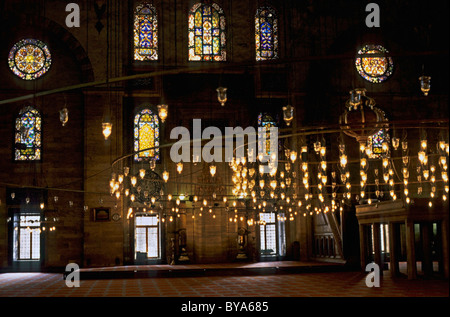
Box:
8;39;52;80
355;44;393;83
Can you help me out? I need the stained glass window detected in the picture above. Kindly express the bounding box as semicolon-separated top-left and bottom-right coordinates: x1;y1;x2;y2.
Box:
258;113;276;155
355;44;394;83
255;7;278;61
188;2;226;61
134;3;158;61
15;106;41;161
367;129;390;159
8;39;52;80
134;109;160;162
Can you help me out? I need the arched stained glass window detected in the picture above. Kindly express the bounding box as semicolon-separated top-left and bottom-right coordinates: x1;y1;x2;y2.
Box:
15;106;41;161
188;2;226;61
134;109;160;162
8;39;52;80
255;7;278;61
355;44;394;83
134;3;158;61
258;113;276;155
367;129;390;159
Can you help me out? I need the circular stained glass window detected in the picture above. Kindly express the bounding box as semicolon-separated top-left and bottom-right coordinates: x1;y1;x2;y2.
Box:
355;44;393;83
8;39;52;80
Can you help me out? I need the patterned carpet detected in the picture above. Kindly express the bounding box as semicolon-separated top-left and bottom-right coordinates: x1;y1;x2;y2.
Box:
0;264;448;298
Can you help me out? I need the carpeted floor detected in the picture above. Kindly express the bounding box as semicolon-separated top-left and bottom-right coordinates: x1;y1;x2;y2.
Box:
0;268;448;297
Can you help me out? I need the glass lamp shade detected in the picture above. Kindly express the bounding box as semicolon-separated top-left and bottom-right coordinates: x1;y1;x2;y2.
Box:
216;87;227;106
210;165;217;177
348;88;366;108
282;105;294;126
157;104;168;123
60;108;69;126
102;122;112;140
419;76;431;96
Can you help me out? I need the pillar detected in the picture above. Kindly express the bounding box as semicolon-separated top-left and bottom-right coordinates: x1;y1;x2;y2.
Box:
388;222;399;277
442;219;449;278
405;220;417;279
421;222;433;276
373;223;383;275
359;224;367;271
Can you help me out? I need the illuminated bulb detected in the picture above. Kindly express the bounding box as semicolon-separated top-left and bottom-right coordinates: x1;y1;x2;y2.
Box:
420;139;427;150
210;165;217;177
428;201;433;208
270;180;277;190
321;176;327;184
423;170;429;180
290;151;297;163
320;146;326;157
157;104;168;123
418;151;426;163
443;194;447;202
203;199;207;206
139;169;146;179
360;144;366;153
40;203;45;210
102;122;112;140
383;173;389;183
360;158;367;169
131;176;137;187
125;189;130;197
163;171;169;182
115;191;120;199
382;158;389;169
301;162;308;172
382;142;389;152
445;185;449;193
321;161;327;170
259;180;265;189
176;198;180;205
404;188;409;196
177;162;183;174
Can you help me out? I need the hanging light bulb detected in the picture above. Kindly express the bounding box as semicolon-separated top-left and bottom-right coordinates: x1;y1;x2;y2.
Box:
210;165;217;177
290;151;297;163
421;139;428;150
139;169;146;179
176;162;183;174
340;154;347;168
360;158;367;169
131;176;137;187
282;105;294;126
163;171;169;182
392;137;400;150
419;76;431;96
102;121;112;140
59;107;69;126
157;104;168;123
216;87;227;106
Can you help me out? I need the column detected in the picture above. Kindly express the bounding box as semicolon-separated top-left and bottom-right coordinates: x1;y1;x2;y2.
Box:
388;222;399;277
373;223;383;275
421;222;433;276
442;219;449;279
405;220;417;279
359;224;367;271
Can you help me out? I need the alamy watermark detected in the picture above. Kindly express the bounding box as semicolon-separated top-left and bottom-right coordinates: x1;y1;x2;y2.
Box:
365;263;380;287
64;263;80;288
